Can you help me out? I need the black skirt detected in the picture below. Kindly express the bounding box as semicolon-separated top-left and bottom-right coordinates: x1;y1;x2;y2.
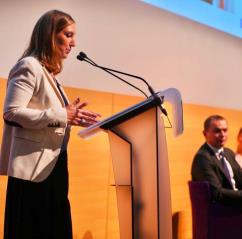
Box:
4;151;72;239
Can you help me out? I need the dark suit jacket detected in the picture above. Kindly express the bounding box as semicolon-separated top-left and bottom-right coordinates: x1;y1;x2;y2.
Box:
192;143;242;205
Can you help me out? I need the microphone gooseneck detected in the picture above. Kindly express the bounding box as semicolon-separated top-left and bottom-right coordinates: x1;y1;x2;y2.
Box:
76;51;168;116
77;52;149;98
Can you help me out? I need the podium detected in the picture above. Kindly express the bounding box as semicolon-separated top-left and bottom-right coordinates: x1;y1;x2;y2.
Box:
78;89;183;239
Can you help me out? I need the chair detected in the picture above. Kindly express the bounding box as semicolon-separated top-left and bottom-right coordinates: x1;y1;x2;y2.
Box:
188;181;242;239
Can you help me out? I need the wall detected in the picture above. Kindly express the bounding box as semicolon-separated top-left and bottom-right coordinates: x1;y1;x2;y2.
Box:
1;78;242;239
1;0;242;110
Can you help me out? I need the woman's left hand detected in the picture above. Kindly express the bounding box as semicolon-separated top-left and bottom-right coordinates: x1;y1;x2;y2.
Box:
66;98;101;127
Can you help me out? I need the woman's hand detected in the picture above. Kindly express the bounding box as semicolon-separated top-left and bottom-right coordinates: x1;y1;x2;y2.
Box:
65;98;101;127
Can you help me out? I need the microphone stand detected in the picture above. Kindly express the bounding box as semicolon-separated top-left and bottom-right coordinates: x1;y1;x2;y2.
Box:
77;52;168;117
77;55;149;98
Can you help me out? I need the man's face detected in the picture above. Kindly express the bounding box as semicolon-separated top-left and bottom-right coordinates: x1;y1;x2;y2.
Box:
203;119;228;149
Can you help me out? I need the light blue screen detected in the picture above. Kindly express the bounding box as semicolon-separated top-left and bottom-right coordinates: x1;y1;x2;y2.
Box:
141;0;242;39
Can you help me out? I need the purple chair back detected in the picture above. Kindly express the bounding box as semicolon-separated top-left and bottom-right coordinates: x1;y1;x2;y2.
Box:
188;181;242;239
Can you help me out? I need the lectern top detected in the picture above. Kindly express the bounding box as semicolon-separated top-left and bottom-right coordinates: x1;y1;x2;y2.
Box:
78;95;161;139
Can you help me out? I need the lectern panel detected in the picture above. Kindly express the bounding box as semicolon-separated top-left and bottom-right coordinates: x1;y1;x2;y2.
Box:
108;131;132;186
108;107;172;239
112;108;159;239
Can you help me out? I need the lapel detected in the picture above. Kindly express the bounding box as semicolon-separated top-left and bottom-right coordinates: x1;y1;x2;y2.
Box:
203;143;230;178
223;150;234;165
42;67;67;107
57;83;70;105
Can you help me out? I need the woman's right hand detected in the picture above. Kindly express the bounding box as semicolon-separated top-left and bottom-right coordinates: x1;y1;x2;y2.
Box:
65;98;101;127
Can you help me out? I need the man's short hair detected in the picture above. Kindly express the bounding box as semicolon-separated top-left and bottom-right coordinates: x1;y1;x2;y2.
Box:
204;115;226;131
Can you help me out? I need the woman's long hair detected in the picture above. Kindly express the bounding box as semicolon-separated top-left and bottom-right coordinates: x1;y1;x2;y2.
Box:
22;10;75;75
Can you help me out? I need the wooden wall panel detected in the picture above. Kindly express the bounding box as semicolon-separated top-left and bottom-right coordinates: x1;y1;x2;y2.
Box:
0;77;242;239
64;87;114;239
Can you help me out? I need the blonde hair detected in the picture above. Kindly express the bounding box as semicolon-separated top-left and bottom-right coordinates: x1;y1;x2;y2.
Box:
22;10;75;75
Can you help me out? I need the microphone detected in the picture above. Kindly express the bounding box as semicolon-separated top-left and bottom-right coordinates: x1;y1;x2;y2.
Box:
77;52;167;116
77;52;148;98
77;52;88;61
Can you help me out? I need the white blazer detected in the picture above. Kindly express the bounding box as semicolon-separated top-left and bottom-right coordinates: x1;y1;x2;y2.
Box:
0;56;70;182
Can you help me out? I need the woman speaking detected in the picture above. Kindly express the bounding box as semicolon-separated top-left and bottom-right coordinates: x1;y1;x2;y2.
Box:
0;9;100;239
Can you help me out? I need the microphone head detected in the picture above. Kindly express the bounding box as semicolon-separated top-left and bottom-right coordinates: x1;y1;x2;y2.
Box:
77;51;87;61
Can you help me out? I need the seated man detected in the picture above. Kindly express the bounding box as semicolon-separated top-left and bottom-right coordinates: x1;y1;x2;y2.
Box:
191;115;242;206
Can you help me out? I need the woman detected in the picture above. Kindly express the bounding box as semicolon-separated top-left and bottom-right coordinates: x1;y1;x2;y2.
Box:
0;10;100;239
235;128;242;167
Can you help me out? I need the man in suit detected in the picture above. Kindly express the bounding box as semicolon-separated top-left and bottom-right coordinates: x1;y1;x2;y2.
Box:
191;115;242;205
